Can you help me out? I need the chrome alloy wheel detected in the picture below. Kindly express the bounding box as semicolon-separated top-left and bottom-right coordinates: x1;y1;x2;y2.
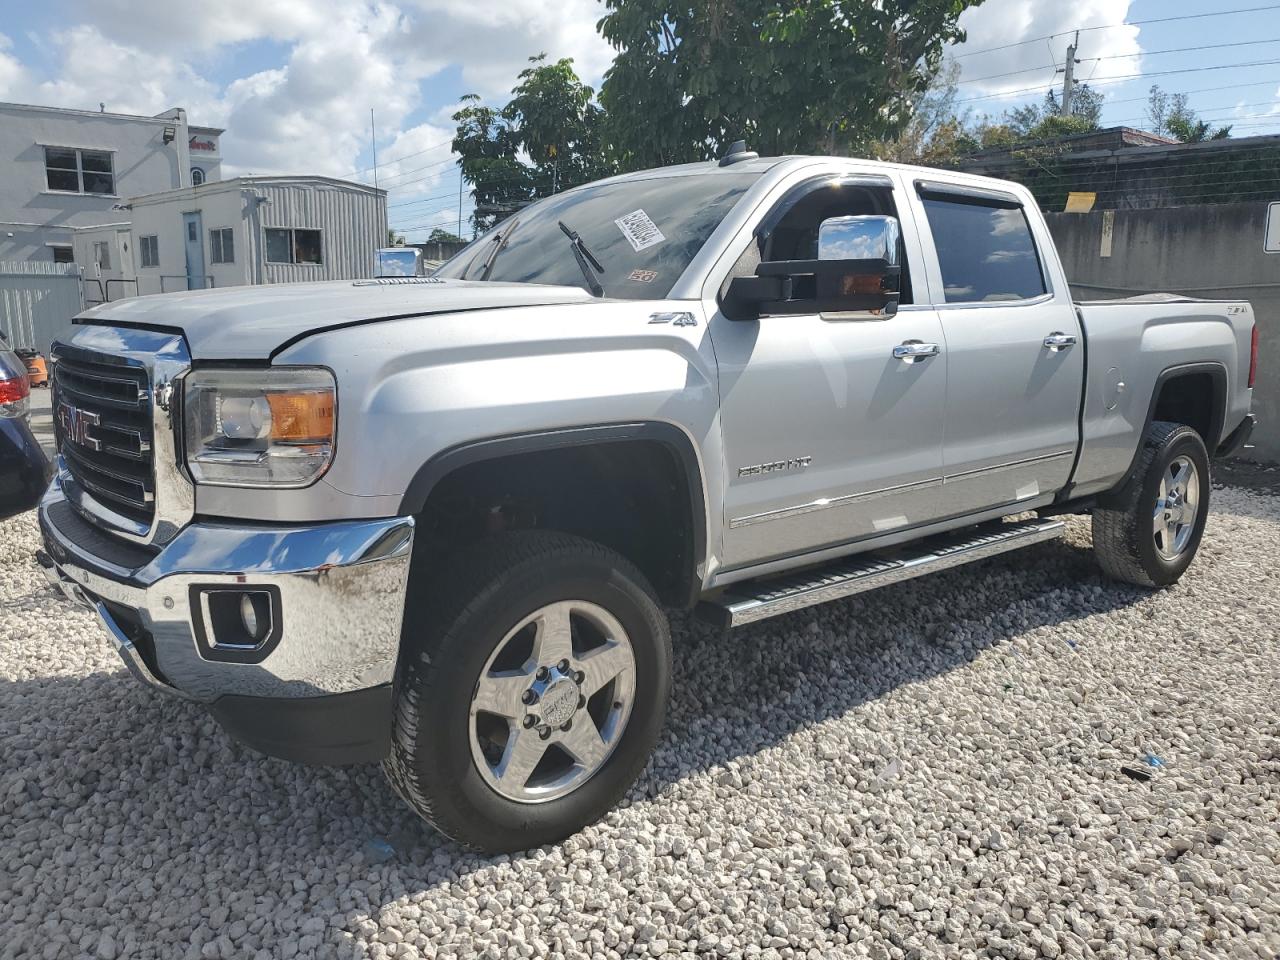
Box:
469;600;636;803
1153;455;1200;561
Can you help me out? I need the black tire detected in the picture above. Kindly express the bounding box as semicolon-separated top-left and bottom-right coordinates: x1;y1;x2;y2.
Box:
1092;420;1211;587
382;530;671;852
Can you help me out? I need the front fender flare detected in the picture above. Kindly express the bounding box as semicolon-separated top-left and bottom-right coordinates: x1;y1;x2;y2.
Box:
397;421;709;605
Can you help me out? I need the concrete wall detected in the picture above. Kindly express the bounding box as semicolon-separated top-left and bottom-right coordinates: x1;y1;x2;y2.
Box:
1045;202;1278;461
0;102;198;263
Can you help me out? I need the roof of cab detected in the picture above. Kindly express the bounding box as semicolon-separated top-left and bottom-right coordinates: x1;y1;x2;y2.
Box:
584;153;1030;200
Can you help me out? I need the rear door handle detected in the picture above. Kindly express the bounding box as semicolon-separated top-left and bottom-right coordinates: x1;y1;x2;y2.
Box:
1043;332;1077;351
893;341;940;363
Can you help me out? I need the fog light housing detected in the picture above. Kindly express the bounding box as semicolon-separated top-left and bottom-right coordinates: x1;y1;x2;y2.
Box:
190;586;282;663
239;592;270;643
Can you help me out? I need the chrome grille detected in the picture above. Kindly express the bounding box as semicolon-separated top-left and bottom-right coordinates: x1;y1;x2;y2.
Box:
52;352;155;525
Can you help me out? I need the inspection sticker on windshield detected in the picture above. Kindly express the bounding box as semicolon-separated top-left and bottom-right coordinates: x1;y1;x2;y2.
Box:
615;209;666;252
627;268;658;283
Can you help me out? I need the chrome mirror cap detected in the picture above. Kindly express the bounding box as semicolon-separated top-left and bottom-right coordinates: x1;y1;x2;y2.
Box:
817;215;900;265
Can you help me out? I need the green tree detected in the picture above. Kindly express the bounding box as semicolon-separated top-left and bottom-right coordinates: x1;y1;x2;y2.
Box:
426;228;464;244
1007;85;1103;139
1146;85;1231;142
451;95;538;232
507;55;613;192
452;55;613;231
597;0;983;169
873;61;982;165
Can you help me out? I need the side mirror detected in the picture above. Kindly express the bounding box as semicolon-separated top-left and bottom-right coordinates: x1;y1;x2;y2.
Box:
812;215;900;314
818;215;899;264
722;215;902;320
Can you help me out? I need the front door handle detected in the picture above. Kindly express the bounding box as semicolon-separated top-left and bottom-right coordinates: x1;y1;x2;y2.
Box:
893;340;940;363
1043;332;1077;351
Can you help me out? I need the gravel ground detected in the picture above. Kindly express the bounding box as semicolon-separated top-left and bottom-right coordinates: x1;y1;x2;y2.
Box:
2;487;1279;960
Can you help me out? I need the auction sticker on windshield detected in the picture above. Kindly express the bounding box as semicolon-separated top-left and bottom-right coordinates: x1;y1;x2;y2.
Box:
615;209;666;252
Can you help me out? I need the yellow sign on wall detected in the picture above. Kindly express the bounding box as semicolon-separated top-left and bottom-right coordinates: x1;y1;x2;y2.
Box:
1064;192;1097;213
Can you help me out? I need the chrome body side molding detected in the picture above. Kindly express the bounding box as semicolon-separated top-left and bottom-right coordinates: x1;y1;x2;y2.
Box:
728;451;1075;529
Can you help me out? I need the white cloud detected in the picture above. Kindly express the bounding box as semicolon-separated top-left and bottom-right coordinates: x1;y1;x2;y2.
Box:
403;0;614;97
950;0;1140;112
7;0;611;190
0;34;26;100
2;26;221;118
216;4;426;177
62;0;346;52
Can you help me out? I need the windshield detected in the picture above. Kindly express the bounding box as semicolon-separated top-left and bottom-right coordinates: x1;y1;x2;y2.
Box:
436;172;759;299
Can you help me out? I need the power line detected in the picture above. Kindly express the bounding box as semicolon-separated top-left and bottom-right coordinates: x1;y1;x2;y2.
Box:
1104;101;1280;127
956;37;1280;87
951;3;1280;61
377;153;462;184
336;136;457;181
1098;78;1280;109
955;57;1280;106
393;215;474;234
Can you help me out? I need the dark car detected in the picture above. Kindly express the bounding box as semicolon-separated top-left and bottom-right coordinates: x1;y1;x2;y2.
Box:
1;337;50;520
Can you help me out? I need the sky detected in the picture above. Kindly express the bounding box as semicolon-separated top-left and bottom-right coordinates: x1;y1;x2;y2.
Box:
1;0;1278;242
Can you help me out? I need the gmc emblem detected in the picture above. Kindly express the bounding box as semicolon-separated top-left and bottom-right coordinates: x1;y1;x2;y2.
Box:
57;401;102;451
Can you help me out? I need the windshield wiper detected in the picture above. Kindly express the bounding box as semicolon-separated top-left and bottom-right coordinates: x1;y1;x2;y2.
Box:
478;217;519;281
558;220;605;297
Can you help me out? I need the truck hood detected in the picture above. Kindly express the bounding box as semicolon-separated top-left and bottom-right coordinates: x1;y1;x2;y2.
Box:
75;278;596;360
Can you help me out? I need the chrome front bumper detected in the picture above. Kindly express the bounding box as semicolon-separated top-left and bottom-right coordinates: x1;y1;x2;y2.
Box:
38;475;415;704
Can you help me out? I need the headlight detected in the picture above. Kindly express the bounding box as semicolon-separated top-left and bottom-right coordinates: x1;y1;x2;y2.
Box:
183;368;336;487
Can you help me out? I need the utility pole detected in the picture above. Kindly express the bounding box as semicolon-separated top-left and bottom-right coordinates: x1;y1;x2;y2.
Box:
370;109;379;191
1060;32;1079;116
457;168;463;240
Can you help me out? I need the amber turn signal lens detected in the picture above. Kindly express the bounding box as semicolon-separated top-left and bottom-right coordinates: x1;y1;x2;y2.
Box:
267;391;335;442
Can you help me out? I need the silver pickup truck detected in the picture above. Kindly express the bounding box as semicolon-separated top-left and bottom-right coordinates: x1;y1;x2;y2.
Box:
37;148;1257;852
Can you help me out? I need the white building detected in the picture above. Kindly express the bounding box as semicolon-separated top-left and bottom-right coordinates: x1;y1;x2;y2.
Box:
0;100;222;264
74;176;388;298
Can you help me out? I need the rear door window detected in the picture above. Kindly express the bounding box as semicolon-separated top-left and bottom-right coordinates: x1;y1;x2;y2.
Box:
920;193;1046;303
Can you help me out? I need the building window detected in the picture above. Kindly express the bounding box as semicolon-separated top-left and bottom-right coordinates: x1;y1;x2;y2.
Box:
265;227;323;265
50;245;74;264
139;235;159;268
294;229;322;264
92;241;111;271
192;168;206;186
209;228;234;264
44;146;115;195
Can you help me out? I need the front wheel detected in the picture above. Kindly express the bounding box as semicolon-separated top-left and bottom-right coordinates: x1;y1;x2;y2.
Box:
1092;420;1211;587
382;531;671;852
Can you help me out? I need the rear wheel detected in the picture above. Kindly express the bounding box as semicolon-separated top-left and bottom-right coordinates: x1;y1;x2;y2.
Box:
382;531;671;852
1092;420;1211;587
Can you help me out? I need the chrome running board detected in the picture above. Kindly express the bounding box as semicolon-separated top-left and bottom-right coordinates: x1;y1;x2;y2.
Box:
698;518;1066;628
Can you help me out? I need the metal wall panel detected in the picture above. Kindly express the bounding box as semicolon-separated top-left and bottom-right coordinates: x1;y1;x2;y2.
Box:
259;182;385;285
0;261;84;354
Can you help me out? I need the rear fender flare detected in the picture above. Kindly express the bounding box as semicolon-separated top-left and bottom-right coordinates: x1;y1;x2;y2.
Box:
1105;361;1226;502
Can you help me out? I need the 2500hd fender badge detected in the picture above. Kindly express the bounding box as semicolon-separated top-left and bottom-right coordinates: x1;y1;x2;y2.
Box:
738;456;812;478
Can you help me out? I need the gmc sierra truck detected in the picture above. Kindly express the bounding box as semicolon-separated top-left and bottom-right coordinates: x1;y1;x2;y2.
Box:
37;147;1257;853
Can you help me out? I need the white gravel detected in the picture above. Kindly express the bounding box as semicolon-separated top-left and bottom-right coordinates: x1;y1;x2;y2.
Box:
2;487;1279;960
